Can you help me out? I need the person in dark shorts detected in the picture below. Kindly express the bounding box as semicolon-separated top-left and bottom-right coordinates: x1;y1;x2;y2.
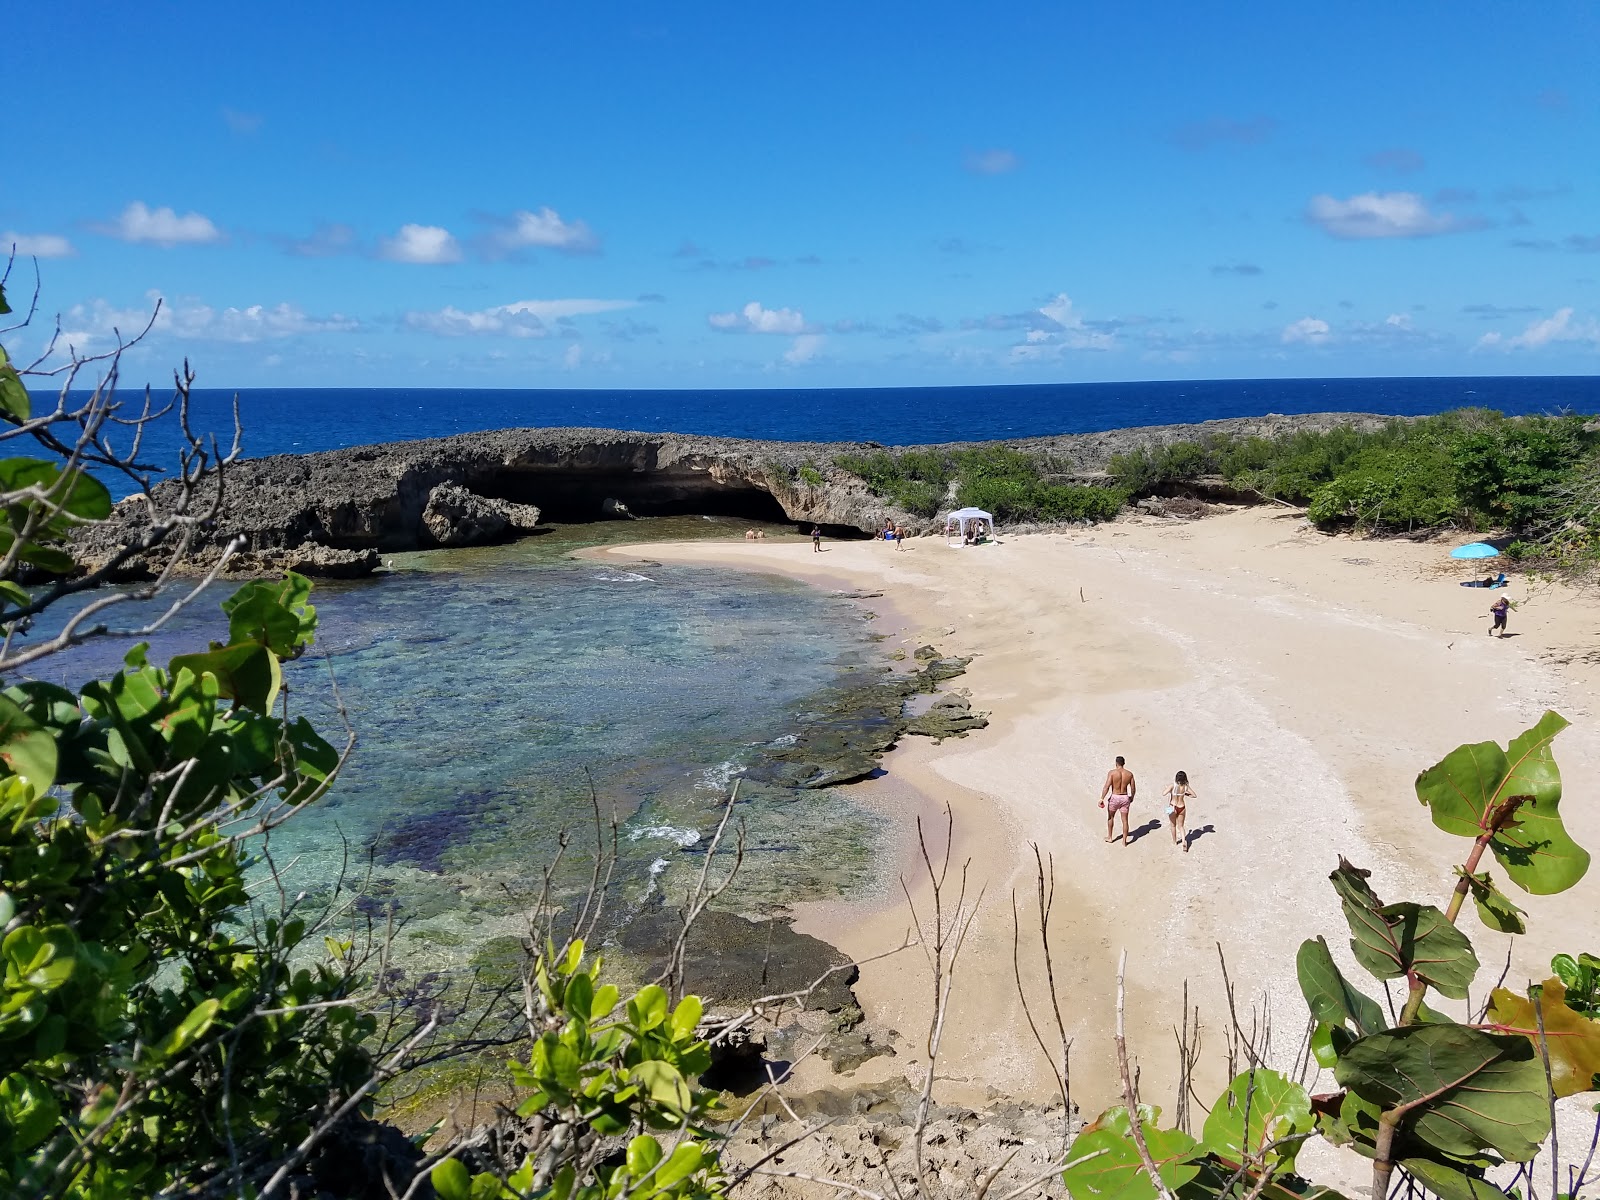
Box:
811;525;822;552
1489;596;1510;637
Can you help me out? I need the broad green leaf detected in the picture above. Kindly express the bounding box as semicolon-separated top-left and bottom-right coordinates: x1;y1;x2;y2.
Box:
0;285;10;315
1297;936;1386;1036
0;693;58;791
3;925;77;991
0;579;29;610
591;982;620;1020
0;457;110;520
560;938;584;976
626;1134;664;1179
0;1071;61;1151
151;997;221;1061
654;1142;705;1189
0;364;29;422
630;984;669;1031
1201;1068;1314;1171
430;1158;471;1200
1329;860;1479;998
1415;711;1588;895
1486;979;1600;1098
222;573;317;656
1062;1107;1202;1200
564;972;593;1021
1310;1023;1339;1069
1335;1024;1549;1162
670;994;704;1041
1400;1157;1514;1200
1462;871;1527;935
170;642;280;714
630;1060;690;1111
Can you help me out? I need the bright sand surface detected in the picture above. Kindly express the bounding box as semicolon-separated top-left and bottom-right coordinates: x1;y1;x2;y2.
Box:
599;509;1600;1131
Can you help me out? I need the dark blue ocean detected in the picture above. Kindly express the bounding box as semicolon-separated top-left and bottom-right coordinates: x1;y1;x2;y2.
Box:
110;376;1600;470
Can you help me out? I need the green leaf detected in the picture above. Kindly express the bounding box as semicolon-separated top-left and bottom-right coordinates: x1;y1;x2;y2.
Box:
0;457;111;521
430;1158;472;1200
151;997;221;1061
169;642;280;714
1485;979;1600;1098
1400;1157;1514;1200
670;994;704;1041
221;573;317;656
1310;1024;1340;1069
1462;871;1527;935
626;1134;664;1179
0;1071;61;1152
0;285;10;316
1415;711;1589;895
653;1142;705;1189
630;1060;690;1111
1334;1024;1550;1162
1062;1107;1202;1200
1201;1068;1314;1171
564;972;593;1021
0;693;58;792
629;984;669;1031
0;363;29;422
1297;936;1386;1036
3;925;78;991
591;982;620;1020
0;579;30;611
1329;859;1479;998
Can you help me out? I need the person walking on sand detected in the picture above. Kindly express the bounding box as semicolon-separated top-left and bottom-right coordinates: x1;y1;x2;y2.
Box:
811;524;823;553
894;522;907;551
1164;770;1196;851
1099;755;1136;845
1489;595;1510;637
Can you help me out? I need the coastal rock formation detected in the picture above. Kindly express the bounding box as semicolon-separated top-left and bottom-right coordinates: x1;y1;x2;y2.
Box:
69;414;1388;578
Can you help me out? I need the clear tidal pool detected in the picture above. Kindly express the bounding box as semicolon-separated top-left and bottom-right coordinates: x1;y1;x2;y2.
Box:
27;517;889;980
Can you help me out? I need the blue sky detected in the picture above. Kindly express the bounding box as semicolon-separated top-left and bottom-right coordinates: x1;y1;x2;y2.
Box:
5;0;1598;389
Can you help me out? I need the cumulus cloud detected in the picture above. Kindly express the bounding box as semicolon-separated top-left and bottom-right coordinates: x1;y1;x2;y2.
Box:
1365;148;1425;174
380;224;462;264
1169;116;1276;150
1006;294;1115;361
58;291;357;348
488;207;599;255
707;301;810;335
404;297;637;338
99;202;222;247
1306;191;1483;240
783;334;825;365
1281;317;1330;344
3;231;74;258
963;148;1020;175
1476;307;1600;352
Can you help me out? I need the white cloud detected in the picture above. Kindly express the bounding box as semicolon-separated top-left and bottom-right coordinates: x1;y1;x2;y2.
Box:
1307;191;1480;239
1385;313;1412;328
491;207;599;255
963;148;1021;175
1282;317;1331;344
57;291;358;348
379;223;462;264
1476;307;1600;352
405;298;637;338
707;301;809;334
1007;293;1115;360
100;202;222;247
2;231;74;258
783;334;825;365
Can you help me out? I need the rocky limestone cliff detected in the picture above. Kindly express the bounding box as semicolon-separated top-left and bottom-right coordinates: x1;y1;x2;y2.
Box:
70;414;1390;578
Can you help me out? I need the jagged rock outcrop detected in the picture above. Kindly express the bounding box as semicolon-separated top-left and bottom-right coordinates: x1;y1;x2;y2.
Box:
68;414;1390;579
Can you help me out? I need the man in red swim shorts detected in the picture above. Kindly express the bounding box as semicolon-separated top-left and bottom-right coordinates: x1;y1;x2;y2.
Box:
1100;755;1136;846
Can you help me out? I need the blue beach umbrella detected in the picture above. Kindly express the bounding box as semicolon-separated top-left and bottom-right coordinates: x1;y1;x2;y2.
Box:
1450;542;1500;560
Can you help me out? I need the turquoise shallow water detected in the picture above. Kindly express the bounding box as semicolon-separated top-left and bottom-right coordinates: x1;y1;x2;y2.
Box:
25;517;888;977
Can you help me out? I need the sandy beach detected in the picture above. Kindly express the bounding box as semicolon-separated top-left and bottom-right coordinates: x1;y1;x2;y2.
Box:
600;508;1600;1129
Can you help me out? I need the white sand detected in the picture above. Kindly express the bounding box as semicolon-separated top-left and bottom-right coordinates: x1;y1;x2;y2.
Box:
599;509;1600;1127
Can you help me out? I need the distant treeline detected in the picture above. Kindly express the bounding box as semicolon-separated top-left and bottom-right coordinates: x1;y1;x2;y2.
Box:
835;410;1600;562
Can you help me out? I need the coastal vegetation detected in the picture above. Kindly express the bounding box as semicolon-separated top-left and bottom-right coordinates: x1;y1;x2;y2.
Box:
833;446;1124;523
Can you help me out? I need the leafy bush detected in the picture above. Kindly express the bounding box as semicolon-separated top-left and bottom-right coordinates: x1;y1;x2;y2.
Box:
838;446;1125;523
796;464;824;489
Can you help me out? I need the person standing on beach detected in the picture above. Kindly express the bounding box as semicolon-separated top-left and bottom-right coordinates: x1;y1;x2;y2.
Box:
1099;756;1136;845
1489;596;1510;637
1164;770;1195;851
894;523;907;551
811;524;822;553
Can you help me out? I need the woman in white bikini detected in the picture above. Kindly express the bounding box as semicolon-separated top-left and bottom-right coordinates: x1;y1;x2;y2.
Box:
1164;770;1195;851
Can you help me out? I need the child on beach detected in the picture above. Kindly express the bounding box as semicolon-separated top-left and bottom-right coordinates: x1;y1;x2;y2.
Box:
1489;596;1510;637
811;525;822;552
1164;771;1195;851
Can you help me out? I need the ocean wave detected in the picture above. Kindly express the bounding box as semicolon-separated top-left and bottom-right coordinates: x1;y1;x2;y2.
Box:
592;570;654;583
628;823;702;848
767;732;798;747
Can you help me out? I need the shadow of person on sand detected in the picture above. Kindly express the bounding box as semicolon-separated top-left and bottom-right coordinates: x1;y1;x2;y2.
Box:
1183;824;1217;850
1125;818;1162;845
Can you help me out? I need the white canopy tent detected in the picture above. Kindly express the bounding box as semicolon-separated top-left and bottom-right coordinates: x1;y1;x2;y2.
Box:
944;506;995;546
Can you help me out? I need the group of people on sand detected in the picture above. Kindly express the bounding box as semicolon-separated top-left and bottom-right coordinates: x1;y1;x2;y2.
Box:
742;528;768;541
880;519;910;550
1099;756;1197;851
